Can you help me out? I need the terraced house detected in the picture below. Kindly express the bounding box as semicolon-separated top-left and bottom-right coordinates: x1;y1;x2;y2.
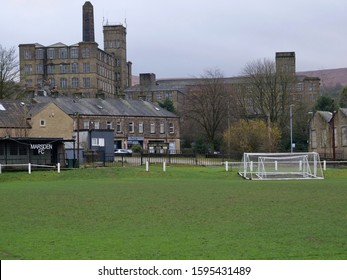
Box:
32;97;181;154
309;108;347;160
0;98;180;167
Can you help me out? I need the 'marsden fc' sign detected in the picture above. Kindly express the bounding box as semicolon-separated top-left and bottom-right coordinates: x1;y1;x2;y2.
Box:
30;144;53;154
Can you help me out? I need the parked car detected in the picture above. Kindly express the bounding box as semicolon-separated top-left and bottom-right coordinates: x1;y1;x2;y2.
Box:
114;149;133;155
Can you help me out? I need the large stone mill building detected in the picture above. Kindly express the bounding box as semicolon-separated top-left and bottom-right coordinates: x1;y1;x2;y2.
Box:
18;1;132;98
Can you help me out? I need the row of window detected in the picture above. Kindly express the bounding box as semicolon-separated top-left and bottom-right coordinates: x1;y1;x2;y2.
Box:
24;63;91;75
97;79;113;94
231;82;318;94
97;64;113;80
24;63;121;89
296;82;317;92
26;77;91;89
311;127;347;148
24;47;114;65
81;120;175;134
125;92;174;102
26;78;115;92
24;47;83;60
104;40;121;49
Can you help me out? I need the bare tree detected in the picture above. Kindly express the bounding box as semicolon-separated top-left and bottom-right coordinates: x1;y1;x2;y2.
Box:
0;45;20;99
184;69;230;150
242;58;294;127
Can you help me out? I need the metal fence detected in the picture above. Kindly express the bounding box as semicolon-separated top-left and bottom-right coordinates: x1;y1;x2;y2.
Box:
86;151;243;168
82;151;347;170
3;150;346;171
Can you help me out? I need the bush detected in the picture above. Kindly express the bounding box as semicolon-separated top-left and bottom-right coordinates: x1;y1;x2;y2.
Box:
224;119;281;153
131;144;143;153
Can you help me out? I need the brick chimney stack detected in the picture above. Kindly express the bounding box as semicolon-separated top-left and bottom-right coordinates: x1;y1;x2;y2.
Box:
82;1;95;42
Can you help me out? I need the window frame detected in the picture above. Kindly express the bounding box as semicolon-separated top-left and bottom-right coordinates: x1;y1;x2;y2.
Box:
83;121;90;129
138;121;144;134
106;121;112;130
59;48;67;59
150;122;156;134
160;123;165;134
82;47;90;58
116;121;122;133
40;119;46;127
71;77;79;88
169;122;175;134
47;48;55;59
71;47;79;58
128;122;135;133
60;78;67;89
342;126;347;147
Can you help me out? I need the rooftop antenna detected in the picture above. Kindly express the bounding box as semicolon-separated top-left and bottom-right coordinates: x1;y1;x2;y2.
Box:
124;10;127;28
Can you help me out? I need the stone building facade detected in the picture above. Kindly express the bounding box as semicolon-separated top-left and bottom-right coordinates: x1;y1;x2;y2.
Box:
124;52;321;113
124;73;187;112
33;97;181;153
309;109;347;160
28;102;74;140
19;2;131;98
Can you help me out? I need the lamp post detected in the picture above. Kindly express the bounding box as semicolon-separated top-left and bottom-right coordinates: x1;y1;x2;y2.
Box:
290;104;294;153
74;112;80;167
307;111;313;151
332;110;336;161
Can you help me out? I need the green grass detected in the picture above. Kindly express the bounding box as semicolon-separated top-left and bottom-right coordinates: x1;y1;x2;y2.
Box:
0;165;347;260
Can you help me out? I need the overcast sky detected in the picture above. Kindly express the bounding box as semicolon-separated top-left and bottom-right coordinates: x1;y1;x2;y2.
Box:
2;0;347;79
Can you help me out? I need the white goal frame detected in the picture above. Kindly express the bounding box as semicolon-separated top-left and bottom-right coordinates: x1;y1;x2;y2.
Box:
238;152;324;180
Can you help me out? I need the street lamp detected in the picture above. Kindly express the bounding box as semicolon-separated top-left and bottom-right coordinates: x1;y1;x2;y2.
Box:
74;112;80;167
307;111;313;151
290;104;294;153
331;110;336;161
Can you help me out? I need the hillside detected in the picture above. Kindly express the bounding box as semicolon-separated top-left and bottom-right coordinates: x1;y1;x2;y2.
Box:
131;68;347;88
298;68;347;88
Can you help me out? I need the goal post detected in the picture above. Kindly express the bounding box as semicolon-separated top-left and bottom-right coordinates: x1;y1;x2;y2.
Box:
238;152;324;180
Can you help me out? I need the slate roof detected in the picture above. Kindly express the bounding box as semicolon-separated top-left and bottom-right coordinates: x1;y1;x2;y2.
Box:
33;97;178;118
27;102;50;117
317;111;333;123
0;101;31;128
124;76;247;94
124;82;189;94
340;108;347;117
47;42;68;48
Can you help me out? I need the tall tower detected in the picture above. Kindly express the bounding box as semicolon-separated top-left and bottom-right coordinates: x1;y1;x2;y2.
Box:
83;1;95;42
103;24;131;94
276;52;296;75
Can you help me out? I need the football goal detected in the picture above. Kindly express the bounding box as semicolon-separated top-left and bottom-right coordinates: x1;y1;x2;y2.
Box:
238;152;324;180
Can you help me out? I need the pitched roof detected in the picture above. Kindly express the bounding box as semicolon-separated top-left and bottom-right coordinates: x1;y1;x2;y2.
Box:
0;101;31;128
125;76;247;93
339;108;347;117
27;102;49;116
317;111;333;123
33;97;178;118
47;42;68;48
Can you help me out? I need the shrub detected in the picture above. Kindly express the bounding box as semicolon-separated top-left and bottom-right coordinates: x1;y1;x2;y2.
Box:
131;144;143;153
224;119;281;153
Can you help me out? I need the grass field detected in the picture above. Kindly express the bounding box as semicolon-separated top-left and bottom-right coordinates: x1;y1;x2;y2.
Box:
0;165;347;260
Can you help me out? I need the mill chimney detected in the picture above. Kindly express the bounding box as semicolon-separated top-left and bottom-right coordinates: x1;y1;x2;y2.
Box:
82;1;95;42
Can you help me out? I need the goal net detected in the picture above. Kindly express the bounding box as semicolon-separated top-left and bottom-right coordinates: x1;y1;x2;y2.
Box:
238;152;324;180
